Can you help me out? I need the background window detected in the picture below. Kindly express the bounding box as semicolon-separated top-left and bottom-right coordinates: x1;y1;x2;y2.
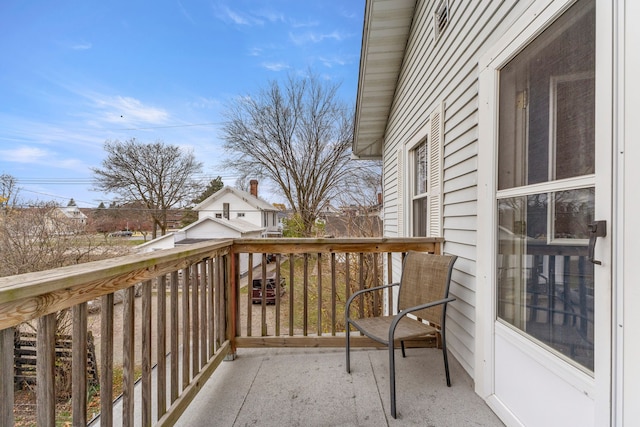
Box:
412;139;429;236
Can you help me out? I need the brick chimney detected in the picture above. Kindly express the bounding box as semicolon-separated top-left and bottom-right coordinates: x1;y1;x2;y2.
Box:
250;180;258;198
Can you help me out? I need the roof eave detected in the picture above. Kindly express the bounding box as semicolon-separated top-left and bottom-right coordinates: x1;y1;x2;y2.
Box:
352;0;417;159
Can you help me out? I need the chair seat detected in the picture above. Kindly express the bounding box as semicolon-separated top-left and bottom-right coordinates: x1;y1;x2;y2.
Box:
351;316;438;345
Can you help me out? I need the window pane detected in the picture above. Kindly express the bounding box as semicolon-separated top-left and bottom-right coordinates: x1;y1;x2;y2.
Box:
553;76;595;179
554;188;594;240
414;140;428;195
497;190;594;371
498;1;595;190
412;197;428;237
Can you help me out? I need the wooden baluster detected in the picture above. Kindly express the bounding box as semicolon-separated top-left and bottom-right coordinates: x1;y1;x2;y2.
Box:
141;280;152;426
200;261;207;368
122;287;135;426
157;275;167;418
170;271;179;403
0;327;14;426
261;253;268;336
72;303;88;425
191;264;199;373
331;253;337;336
207;258;215;358
359;253;365;318
37;313;56;426
303;253;309;336
182;267;191;389
246;255;253;337
317;253;322;336
275;255;282;337
289;254;295;336
100;294;114;427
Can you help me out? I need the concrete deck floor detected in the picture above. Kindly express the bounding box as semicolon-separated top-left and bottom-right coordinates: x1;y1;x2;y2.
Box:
175;347;504;427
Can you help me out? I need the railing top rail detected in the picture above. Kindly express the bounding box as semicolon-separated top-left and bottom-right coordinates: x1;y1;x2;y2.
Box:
0;237;442;331
231;237;443;254
0;239;234;330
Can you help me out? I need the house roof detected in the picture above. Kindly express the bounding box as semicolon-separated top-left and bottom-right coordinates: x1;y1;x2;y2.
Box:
193;186;277;212
58;205;88;219
353;0;417;159
183;216;264;234
135;232;174;249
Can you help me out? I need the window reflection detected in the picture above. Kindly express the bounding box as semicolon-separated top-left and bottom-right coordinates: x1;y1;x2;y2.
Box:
497;190;594;371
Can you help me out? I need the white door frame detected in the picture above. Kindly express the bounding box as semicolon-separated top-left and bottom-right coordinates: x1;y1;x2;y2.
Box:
476;0;616;425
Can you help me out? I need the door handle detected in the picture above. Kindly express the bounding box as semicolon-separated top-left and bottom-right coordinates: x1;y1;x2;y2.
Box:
588;220;606;265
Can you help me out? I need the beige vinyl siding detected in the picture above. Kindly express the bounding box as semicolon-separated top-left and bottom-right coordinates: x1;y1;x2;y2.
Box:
381;0;534;376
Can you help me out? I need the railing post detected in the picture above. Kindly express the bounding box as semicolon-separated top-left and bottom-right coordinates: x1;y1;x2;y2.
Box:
0;327;15;426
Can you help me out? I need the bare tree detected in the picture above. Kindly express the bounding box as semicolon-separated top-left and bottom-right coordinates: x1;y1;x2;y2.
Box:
221;72;363;236
0;173;20;209
0;202;103;277
92;138;203;238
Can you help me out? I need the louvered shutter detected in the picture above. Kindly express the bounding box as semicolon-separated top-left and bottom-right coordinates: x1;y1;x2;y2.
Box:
428;104;444;237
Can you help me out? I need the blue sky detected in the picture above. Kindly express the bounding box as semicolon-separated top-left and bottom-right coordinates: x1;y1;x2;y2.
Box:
0;0;365;207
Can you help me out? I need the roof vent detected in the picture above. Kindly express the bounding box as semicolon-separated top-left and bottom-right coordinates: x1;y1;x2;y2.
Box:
434;0;449;41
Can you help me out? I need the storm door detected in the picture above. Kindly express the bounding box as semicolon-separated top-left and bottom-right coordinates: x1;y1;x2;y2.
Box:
491;0;611;425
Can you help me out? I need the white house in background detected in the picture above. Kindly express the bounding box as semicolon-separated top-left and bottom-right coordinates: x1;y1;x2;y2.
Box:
191;180;281;237
137;180;280;274
353;0;639;426
56;205;87;225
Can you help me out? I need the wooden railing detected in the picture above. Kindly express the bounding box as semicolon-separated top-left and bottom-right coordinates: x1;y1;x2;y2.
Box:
0;237;442;426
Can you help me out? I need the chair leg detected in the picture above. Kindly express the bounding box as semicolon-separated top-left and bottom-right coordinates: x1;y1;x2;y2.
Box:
441;331;451;387
401;341;406;358
389;343;397;418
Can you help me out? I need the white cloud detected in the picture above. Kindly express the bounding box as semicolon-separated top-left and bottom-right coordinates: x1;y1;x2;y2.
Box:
289;30;347;45
0;146;49;163
254;9;286;24
188;96;222;110
178;0;196;25
94;95;169;124
290;18;319;28
213;4;263;26
0;145;86;170
261;62;289;72
318;55;349;68
71;42;92;50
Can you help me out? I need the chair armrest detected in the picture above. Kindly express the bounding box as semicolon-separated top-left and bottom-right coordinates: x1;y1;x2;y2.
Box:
388;296;456;341
346;283;399;318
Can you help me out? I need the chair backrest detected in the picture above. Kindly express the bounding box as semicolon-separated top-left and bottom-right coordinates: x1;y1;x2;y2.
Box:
397;251;458;327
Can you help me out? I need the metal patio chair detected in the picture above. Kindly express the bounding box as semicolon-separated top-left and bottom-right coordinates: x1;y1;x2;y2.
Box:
345;251;458;419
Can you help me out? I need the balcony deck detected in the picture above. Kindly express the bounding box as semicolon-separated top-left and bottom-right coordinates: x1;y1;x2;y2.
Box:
0;237;504;426
175;347;503;426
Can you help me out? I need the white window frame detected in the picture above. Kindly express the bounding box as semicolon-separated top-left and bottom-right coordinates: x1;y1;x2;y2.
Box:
410;138;430;237
403;103;444;238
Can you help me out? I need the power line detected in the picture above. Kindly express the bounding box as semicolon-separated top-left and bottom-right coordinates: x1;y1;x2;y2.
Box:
112;122;223;131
